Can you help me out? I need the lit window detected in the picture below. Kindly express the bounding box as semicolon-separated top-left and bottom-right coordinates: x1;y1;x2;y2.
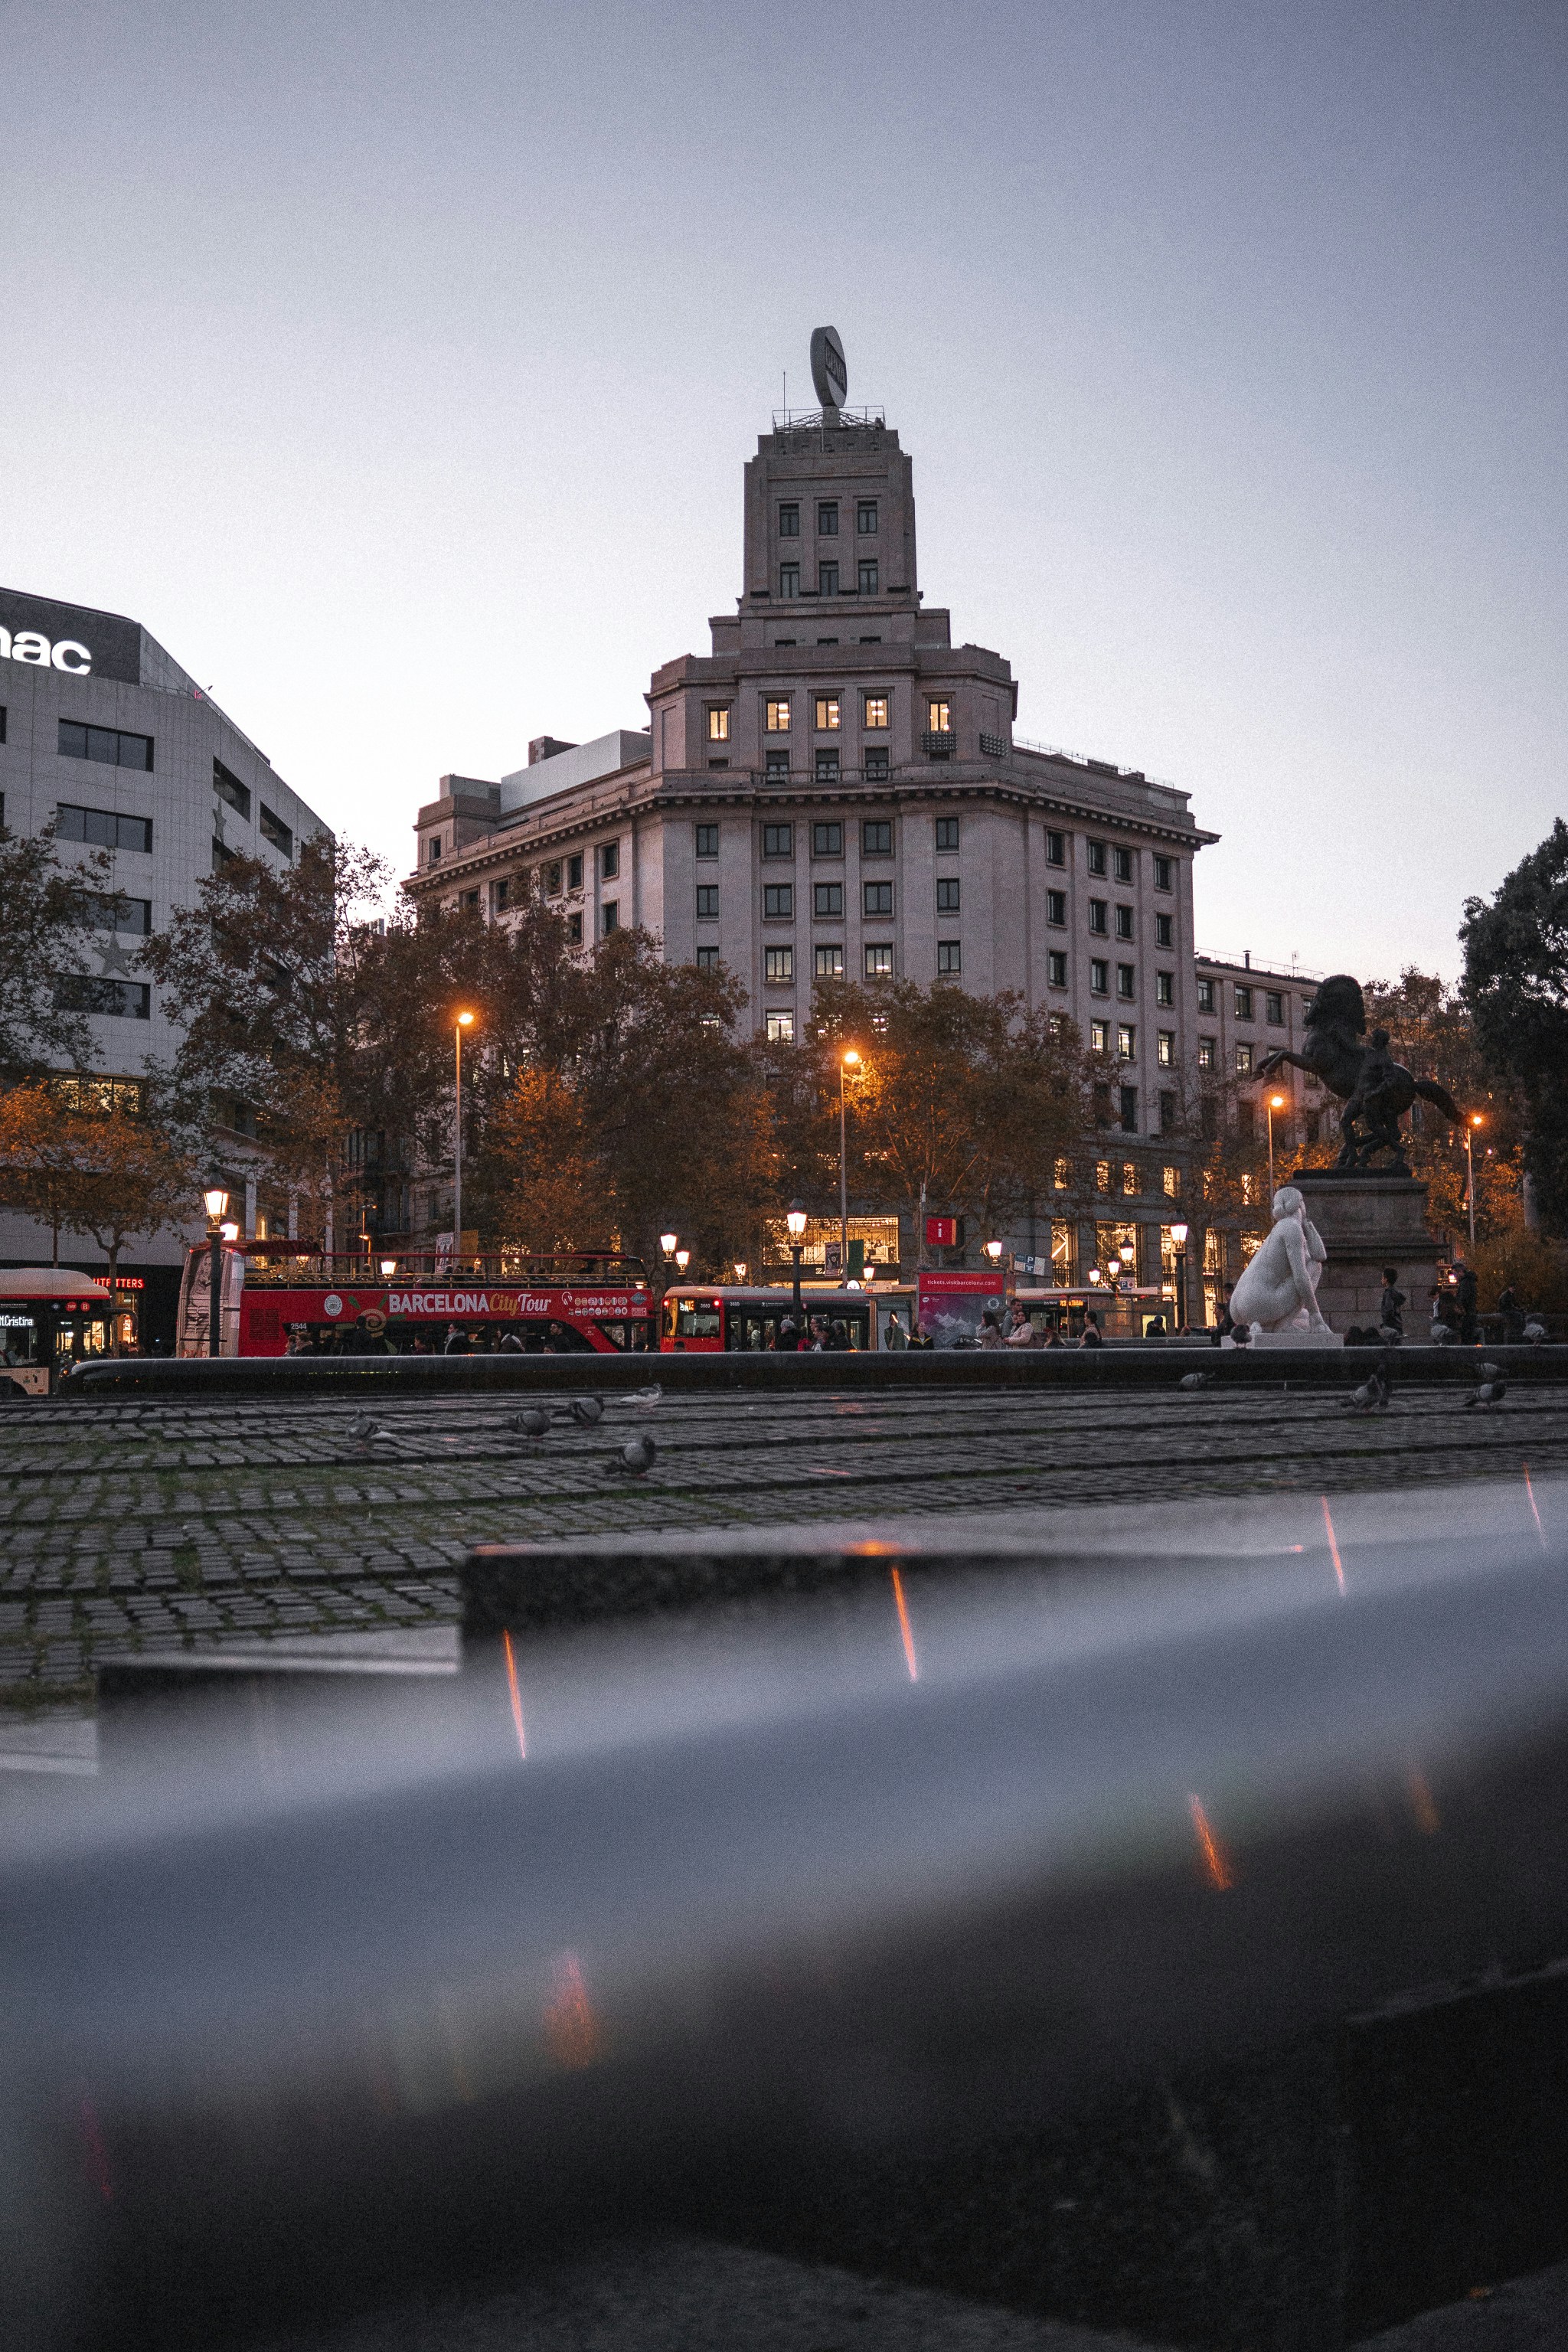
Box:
815;944;844;978
1090;1020;1109;1054
765;946;794;983
818;501;838;534
864;945;893;978
858;560;878;594
763;884;794;919
707;706;730;742
1095;1160;1112;1194
1162;1165;1181;1197
1118;1024;1136;1060
779;503;800;537
815;882;844;916
1155;913;1174;948
1054;1158;1072;1190
862;819;892;854
1086;841;1107;876
1236;1042;1254;1074
1197;1037;1216;1070
1117;964;1135;999
864;695;888;729
1046;831;1066;866
857;500;878;534
1122;1162;1139;1195
812;822;842;856
926;698;951;732
779;564;799;597
936;941;962;975
696;885;719;918
762;823;793;858
1047;950;1068;987
936;877;960;913
1158;1031;1175;1066
815;696;841;730
1156;970;1174;1005
864;880;893;916
1113;846;1133;883
766;699;792;733
1088;900;1108;935
766;1009;796;1044
935;816;959;850
1196;976;1215;1012
819;561;840;596
695;824;719;858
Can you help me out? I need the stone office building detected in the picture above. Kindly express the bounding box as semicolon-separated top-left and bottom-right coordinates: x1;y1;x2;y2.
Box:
410;364;1230;1290
0;586;328;1337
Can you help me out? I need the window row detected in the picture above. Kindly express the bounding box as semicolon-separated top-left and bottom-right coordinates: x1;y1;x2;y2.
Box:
57;720;153;771
1083;1023;1176;1065
749;692;906;733
53;975;151;1020
707;818;903;859
777;561;881;597
1195;977;1292;1024
1197;1038;1285;1075
1045;833;1175;892
698;876;963;923
56;802;153;852
777;499;879;537
1044;889;1175;947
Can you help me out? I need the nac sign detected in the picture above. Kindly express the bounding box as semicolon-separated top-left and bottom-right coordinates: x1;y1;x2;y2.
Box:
0;626;92;675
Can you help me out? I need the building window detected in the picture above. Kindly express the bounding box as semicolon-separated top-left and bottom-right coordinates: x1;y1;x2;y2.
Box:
815;882;844;917
864;880;894;916
1156;970;1174;1007
858;560;879;594
1116;964;1135;999
766;1009;796;1044
863;694;888;729
1046;830;1066;865
81;892;152;935
815;695;841;730
926;697;951;733
567;854;583;890
696;945;720;969
213;760;250;819
1122;1162;1140;1197
766;698;792;733
56;803;154;852
815;943;844;978
817;500;838;535
1090;958;1109;995
864;945;893;978
1115;905;1133;940
696;824;719;858
1117;1024;1136;1060
857;500;878;534
1196;975;1214;1013
600;841;619;880
779;503;799;537
541;861;562;896
766;749;789;778
1090;1020;1109;1054
864;747;889;779
1236;1042;1254;1074
1047;890;1067;926
779;564;799;598
1161;1165;1181;1197
1234;984;1253;1020
819;561;840;597
58;720;153;771
1095;1159;1112;1193
426;836;442;864
812;822;842;857
1266;991;1285;1025
765;946;795;983
1238;1100;1256;1142
601;901;619;933
707;706;730;741
460;887;480;911
862;819;893;854
1197;1037;1216;1071
1047;950;1068;987
935;816;959;850
1119;1086;1138;1133
1158;1031;1175;1067
1054;1158;1072;1190
815;747;841;782
762;822;794;858
763;884;794;919
1158;1093;1175;1138
54;976;151;1019
936;877;960;913
1154;854;1173;890
1086;839;1107;876
259;805;293;858
936;941;962;975
568;910;583;943
1087;900;1108;935
1155;912;1174;948
1113;846;1133;884
696;885;720;918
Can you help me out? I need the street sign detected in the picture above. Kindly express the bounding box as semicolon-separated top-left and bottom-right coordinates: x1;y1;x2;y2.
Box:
925;1215;962;1247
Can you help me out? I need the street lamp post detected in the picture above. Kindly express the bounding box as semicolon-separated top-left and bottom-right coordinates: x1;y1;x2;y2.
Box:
452;1012;475;1263
1266;1092;1285;1197
1466;1115;1483;1250
838;1050;860;1276
202;1181;230;1359
1170;1220;1189;1331
786;1200;808;1322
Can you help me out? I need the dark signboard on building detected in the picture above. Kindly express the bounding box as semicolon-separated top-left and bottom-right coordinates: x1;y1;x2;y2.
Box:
0;589;142;685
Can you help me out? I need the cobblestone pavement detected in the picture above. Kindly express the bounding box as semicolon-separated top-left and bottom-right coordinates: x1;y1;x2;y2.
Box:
2;1380;1565;1707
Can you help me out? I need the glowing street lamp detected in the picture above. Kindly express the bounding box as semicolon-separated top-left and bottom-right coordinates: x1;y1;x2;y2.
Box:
452;1012;476;1260
201;1180;230;1358
380;1258;398;1280
786;1200;808;1321
674;1249;691;1272
1266;1090;1286;1196
1465;1113;1484;1249
660;1230;679;1260
733;1261;748;1282
984;1238;1004;1265
1170;1219;1190;1330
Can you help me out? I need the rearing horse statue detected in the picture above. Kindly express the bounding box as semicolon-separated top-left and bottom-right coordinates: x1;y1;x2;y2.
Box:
1257;974;1462;1174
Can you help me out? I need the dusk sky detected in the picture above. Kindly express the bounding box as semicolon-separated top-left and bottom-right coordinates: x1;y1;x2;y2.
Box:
4;0;1563;982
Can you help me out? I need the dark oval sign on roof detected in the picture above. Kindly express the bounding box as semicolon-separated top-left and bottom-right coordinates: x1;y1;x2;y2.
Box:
810;325;848;410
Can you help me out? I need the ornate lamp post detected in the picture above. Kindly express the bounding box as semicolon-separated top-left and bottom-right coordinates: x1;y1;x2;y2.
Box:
838;1050;860;1275
1170;1220;1189;1331
786;1200;808;1321
201;1181;230;1358
452;1012;475;1261
984;1237;1004;1270
1465;1114;1483;1249
675;1249;690;1273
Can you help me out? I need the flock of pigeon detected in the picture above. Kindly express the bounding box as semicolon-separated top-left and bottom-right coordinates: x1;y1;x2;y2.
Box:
1176;1360;1509;1413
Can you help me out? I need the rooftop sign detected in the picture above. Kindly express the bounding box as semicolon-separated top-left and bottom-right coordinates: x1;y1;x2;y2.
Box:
810;325;848;410
0;590;142;686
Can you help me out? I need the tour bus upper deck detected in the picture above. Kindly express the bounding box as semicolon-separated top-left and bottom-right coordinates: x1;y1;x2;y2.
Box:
661;1284;915;1352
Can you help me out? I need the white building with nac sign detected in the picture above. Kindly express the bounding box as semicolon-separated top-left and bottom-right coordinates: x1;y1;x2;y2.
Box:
0;586;330;1326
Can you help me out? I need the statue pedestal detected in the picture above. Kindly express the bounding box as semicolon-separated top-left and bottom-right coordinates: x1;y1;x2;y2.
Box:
1292;1171;1446;1333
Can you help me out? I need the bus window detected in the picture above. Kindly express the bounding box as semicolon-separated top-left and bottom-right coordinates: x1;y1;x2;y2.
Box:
673;1299;722;1343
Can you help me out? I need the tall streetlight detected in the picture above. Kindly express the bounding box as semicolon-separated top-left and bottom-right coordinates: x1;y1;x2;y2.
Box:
202;1180;230;1358
786;1200;808;1322
838;1048;861;1276
1170;1220;1189;1331
452;1012;475;1261
1465;1113;1484;1249
1266;1091;1286;1196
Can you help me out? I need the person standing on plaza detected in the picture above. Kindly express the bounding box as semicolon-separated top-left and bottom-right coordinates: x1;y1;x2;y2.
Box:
1454;1260;1479;1344
1378;1267;1406;1341
884;1309;908;1351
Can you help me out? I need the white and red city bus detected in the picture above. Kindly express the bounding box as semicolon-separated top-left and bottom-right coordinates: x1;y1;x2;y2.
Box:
176;1245;653;1357
660;1283;916;1353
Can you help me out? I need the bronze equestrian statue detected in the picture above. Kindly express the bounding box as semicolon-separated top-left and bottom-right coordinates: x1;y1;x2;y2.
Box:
1257;974;1462;1175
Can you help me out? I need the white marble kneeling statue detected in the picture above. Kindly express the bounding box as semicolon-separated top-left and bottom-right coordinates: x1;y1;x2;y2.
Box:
1229;1186;1334;1339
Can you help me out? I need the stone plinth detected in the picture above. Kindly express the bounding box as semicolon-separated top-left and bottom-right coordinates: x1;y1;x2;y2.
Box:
1293;1171;1445;1333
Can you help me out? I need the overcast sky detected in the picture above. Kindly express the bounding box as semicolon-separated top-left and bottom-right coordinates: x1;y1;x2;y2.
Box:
3;1;1563;981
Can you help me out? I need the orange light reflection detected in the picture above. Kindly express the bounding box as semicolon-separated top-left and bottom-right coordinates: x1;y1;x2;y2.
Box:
1524;1462;1546;1550
1321;1495;1345;1593
501;1629;527;1760
890;1566;920;1681
1188;1794;1234;1890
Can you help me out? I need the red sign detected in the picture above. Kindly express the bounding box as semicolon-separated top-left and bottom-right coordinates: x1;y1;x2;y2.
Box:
925;1215;960;1246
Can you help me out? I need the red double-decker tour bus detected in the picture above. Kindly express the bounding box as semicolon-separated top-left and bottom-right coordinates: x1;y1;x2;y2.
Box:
177;1244;653;1357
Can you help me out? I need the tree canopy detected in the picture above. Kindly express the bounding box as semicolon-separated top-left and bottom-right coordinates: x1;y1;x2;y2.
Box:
1460;819;1568;1235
